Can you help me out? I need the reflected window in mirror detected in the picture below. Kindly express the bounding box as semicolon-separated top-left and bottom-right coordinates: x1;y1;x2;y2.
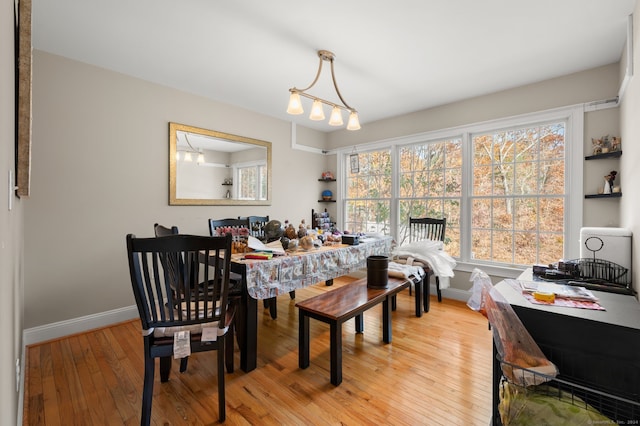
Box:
169;122;272;206
237;164;268;200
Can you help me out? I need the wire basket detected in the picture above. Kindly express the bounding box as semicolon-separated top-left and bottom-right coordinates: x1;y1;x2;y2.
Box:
555;258;630;286
497;355;640;425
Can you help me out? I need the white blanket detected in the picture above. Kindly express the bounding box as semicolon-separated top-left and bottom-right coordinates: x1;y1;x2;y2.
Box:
391;239;456;289
388;261;426;280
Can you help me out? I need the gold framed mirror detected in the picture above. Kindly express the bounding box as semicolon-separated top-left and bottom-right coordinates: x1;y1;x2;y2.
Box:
169;122;272;206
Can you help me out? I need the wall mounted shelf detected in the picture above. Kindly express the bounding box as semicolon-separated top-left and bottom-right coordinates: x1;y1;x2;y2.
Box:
585;192;622;199
585;151;622;160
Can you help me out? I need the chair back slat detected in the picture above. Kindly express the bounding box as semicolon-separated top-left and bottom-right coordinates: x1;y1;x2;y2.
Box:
127;233;232;331
409;217;447;243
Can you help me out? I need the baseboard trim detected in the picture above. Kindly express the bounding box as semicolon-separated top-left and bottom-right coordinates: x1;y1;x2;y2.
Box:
22;285;472;346
23;305;138;346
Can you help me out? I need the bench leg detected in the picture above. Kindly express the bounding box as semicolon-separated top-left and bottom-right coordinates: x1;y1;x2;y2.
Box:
330;321;342;386
382;297;392;343
355;314;364;333
299;313;310;369
414;278;423;318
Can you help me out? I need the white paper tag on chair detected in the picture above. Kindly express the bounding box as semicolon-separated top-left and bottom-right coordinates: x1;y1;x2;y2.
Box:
174;330;191;359
201;327;218;342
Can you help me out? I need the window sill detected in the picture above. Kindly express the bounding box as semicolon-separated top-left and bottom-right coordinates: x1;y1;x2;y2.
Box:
454;261;525;279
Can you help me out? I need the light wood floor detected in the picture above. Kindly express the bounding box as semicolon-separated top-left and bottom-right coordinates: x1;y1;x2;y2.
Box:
24;277;494;425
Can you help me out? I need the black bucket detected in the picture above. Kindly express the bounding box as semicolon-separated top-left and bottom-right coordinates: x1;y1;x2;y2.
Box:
367;255;389;288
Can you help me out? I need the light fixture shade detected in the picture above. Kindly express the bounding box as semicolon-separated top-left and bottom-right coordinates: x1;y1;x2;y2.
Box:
347;111;361;131
184;152;193;162
287;92;304;115
309;99;325;120
328;107;344;126
197;152;204;164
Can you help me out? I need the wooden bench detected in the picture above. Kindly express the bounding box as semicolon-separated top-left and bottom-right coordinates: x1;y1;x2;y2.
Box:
296;275;423;386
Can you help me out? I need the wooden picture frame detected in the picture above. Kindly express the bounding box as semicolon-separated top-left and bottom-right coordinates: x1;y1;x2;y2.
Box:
15;0;32;197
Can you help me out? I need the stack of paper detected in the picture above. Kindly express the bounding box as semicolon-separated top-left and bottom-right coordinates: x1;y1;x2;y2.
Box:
246;236;286;255
518;280;598;302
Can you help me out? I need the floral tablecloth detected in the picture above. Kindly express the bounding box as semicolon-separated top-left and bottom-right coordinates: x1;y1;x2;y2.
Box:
232;236;393;299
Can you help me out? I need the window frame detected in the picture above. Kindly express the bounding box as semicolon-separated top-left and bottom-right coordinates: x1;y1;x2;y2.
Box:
337;105;583;277
235;161;268;201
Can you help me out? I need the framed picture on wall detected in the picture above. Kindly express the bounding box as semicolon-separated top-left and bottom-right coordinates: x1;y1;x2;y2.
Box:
350;154;359;173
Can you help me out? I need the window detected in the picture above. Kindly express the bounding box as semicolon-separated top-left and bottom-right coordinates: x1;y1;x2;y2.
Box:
339;107;582;272
343;150;392;234
237;164;267;200
470;122;565;265
398;138;462;256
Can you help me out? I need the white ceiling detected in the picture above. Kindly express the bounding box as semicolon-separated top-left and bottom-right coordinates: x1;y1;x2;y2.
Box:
32;0;637;132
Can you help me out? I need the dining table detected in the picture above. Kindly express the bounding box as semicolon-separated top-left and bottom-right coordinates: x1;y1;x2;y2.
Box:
229;235;393;372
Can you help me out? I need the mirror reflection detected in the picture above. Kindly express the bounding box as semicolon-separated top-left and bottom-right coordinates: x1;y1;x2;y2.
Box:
169;122;272;205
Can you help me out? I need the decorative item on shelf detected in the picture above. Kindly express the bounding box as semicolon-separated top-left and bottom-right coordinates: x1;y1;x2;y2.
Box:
222;178;233;185
591;135;622;155
603;170;617;194
321;171;335;180
321;190;333;201
286;50;360;130
611;136;621;152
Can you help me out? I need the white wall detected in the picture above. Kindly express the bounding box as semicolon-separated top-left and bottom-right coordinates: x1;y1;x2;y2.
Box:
1;0;24;423
619;5;640;288
25;51;330;330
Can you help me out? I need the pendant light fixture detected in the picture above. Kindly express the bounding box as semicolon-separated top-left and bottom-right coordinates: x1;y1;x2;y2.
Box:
287;50;360;130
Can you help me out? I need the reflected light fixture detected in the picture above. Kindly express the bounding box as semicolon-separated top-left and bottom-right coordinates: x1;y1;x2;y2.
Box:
287;50;360;130
177;133;203;163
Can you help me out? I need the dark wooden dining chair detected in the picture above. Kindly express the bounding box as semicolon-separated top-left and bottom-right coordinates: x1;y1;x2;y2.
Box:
238;215;269;241
154;223;239;374
409;217;447;302
126;233;234;424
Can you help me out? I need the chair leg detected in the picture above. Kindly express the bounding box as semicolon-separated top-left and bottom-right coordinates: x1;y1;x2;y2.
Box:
225;325;234;373
141;347;155;426
436;276;442;302
179;357;188;373
160;356;172;382
218;337;226;422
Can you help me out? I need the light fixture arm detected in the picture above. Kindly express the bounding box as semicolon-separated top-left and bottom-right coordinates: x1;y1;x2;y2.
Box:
183;133;198;153
290;50;356;113
294;51;328;93
328;56;354;111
